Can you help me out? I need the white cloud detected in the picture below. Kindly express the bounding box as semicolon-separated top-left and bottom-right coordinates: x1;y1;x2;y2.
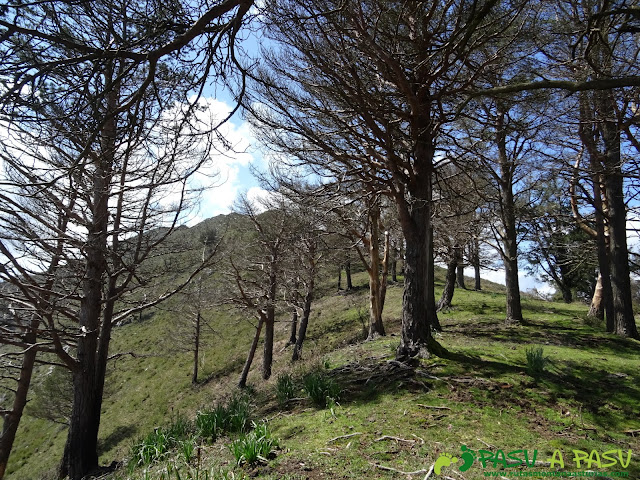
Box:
159;97;262;225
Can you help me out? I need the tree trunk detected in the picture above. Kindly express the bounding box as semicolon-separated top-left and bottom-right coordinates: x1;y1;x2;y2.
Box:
599;91;639;339
560;285;573;304
437;249;458;311
262;255;279;380
579;92;615;330
192;312;201;384
395;161;442;359
292;278;314;361
337;265;342;290
471;239;481;291
288;310;298;345
497;109;523;324
366;204;386;339
239;317;264;388
391;258;398;282
588;273;604;319
0;320;38;480
456;250;466;289
263;306;274;380
503;247;523;323
345;261;353;290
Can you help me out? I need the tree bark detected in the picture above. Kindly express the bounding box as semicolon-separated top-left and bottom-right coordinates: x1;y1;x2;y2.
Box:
239;317;264;388
263;306;274;380
395;158;443;359
192;312;201;384
588;273;604;319
292;277;314;361
496;109;523;323
599;91;639;339
471;238;482;291
437;248;459;311
456;251;466;289
288;310;298;345
365;204;386;339
345;261;353;290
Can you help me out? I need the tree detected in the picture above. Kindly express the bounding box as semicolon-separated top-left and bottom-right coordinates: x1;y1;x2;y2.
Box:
226;195;292;387
0;1;254;477
165;226;222;384
525;178;598;303
453;88;548;323
545;0;640;338
249;0;530;359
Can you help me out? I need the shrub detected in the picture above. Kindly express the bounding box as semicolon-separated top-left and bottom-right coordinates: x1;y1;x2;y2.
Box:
302;370;340;407
525;346;547;380
229;422;279;466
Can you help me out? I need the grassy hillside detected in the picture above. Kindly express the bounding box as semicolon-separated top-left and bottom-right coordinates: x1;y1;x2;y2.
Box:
6;259;640;479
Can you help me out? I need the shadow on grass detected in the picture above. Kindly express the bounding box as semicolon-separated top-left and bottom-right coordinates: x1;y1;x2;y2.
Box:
98;424;138;456
440;347;640;434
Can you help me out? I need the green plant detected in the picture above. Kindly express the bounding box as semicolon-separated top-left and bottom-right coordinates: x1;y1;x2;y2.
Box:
302;369;340;407
129;415;193;468
275;372;296;405
226;394;251;433
195;395;251;442
130;428;173;467
229;422;279;466
525;346;548;380
179;437;197;464
195;405;226;441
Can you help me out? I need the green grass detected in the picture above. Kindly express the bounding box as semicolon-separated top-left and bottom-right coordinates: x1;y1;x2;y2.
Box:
6;268;640;480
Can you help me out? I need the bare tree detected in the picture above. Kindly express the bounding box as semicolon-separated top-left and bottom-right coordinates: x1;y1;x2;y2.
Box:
225;194;292;387
0;1;254;477
248;0;531;359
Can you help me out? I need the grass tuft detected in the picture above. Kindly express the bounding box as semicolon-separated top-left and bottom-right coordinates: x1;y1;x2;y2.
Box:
229;422;279;466
302;369;340;407
275;372;296;405
525;346;548;380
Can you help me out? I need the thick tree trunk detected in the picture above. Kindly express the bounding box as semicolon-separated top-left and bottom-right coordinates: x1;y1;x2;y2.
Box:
579;92;614;329
0;320;38;480
337;266;342;291
503;248;523;323
593;171;615;330
60;82;118;480
239;317;264;388
600;92;639;339
605;170;638;338
395;163;442;359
